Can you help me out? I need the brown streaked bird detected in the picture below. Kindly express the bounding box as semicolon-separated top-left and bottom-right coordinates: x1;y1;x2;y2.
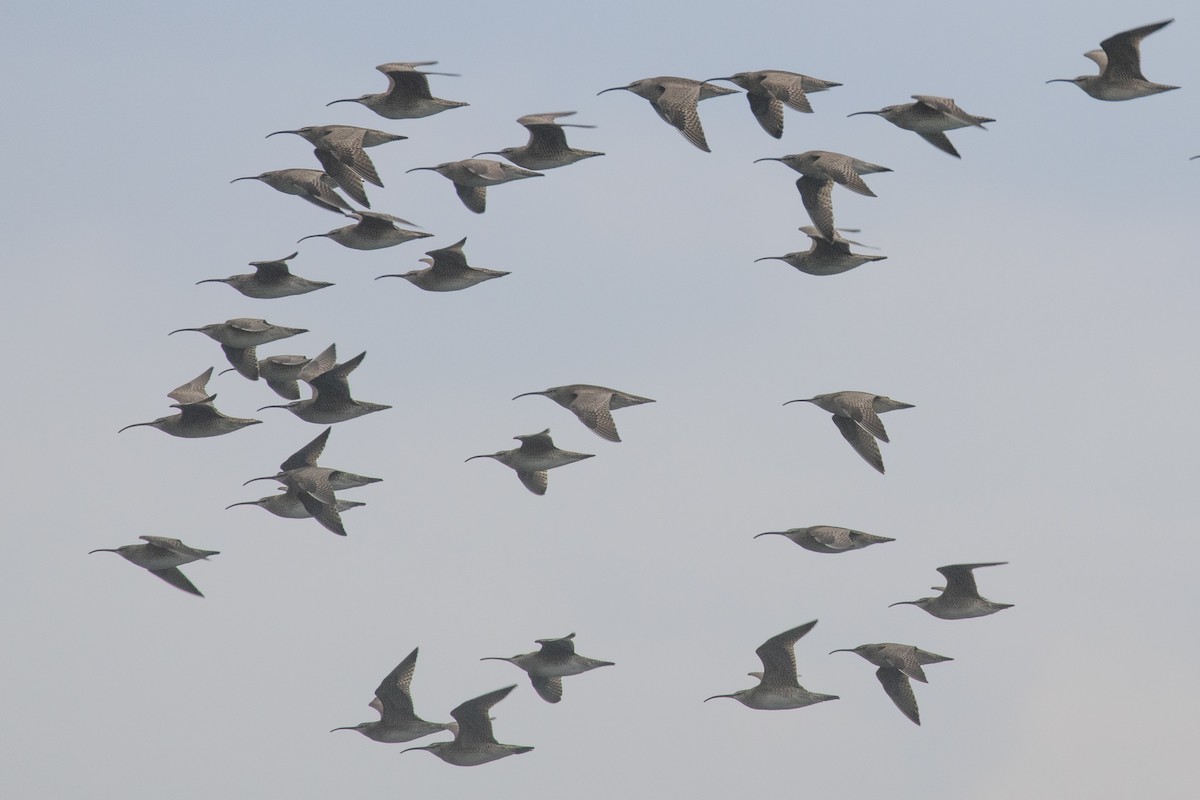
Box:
169;318;308;380
784;391;914;474
475;111;604;170
705;620;839;710
705;70;842;138
331;648;457;743
891;562;1013;619
1048;19;1179;101
267;124;406;206
230;169;354;214
119;368;261;438
754;226;887;276
258;344;391;425
481;633;614;704
754;525;895;554
598;76;738;152
400;685;533;766
196;252;332;299
327;61;468;119
299;211;431;251
221;354;311;399
849;95;994;158
512;384;654;442
466;429;594;495
89;536;218;597
405;159;542;214
225;488;365;520
755;151;891;241
376;237;509;292
831;643;953;726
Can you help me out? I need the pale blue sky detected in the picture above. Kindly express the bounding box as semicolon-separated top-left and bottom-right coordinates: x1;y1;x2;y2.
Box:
2;2;1196;797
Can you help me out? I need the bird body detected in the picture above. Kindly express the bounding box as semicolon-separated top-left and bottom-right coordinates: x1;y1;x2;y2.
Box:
226;489;365;520
231;169;353;214
476;111;604;170
196;252;332;299
328;61;467;119
1048;20;1178;101
406;159;542;214
850;95;994;157
89;536;218;596
755;227;886;276
755;525;894;553
705;621;838;710
706;70;841;138
831;644;952;726
891;562;1013;619
466;429;594;495
599;76;737;152
755;151;891;240
300;212;431;250
482;633;614;703
785;391;914;474
401;685;532;766
169;318;308;380
267;124;405;206
376;238;509;292
119;369;261;437
258;346;391;425
512;384;654;442
331;648;456;743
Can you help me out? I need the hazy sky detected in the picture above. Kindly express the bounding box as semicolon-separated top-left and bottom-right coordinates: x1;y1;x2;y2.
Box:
3;1;1197;797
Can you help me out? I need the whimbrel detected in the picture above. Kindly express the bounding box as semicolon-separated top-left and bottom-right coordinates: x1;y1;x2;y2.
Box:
705;620;838;710
89;536;218;597
376;237;509;292
196;252;332;299
1048;19;1179;101
328;62;468;119
755;151;891;241
221;353;312;399
475;112;604;170
267;125;405;206
466;429;594;495
400;685;533;766
891;562;1013;619
754;525;895;554
481;633;614;704
598;76;737;152
406;159;542;214
784;391;914;474
258;345;391;425
849;96;994;158
242;427;381;536
226;488;365;520
119;368;262;438
754;227;887;276
231;169;354;214
331;648;457;743
299;211;431;251
831;644;952;725
169;318;308;380
705;70;842;138
512;384;654;442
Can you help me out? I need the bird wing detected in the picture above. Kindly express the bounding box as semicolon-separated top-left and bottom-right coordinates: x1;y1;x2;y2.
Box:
876;667;920;725
761;72;813;113
568;391;621;442
530;676;563;704
832;414;885;474
917;131;961;158
295;489;348;536
831;394;890;442
654;82;710;152
321;127;383;187
280;427;331;471
381;67;435;101
523;121;571;155
755;620;817;689
796;177;836;241
937;562;1006;602
308;352;366;405
299;344;338;383
518;470;548;496
221;345;259;380
174;396;224;425
249;256;296;282
426;239;470;275
450;685;516;746
826;157;877;197
911;95;985;128
747;91;785;139
454;183;487;213
355;211;419;232
167;368;214;404
314;147;371;208
149;567;203;597
375;648;419;721
807;526;860;551
535;633;577;660
138;536;193;559
1100;19;1173;82
515;430;556;455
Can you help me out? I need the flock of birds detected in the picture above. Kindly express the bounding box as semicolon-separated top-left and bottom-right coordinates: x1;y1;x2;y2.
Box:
93;18;1180;764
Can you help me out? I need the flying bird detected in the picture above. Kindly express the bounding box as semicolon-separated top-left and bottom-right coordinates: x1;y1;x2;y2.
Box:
1047;19;1179;101
466;429;594;495
195;252;332;299
481;633;614;703
400;685;533;766
512;384;654;442
89;536;218;597
328;61;468;119
784;391;914;474
475;111;604;170
890;562;1014;619
375;238;509;292
598;76;737;152
331;648;457;743
849;95;994;157
705;620;839;710
705;70;842;138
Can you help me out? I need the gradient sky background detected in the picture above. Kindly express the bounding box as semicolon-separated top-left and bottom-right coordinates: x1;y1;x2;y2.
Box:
4;1;1197;797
